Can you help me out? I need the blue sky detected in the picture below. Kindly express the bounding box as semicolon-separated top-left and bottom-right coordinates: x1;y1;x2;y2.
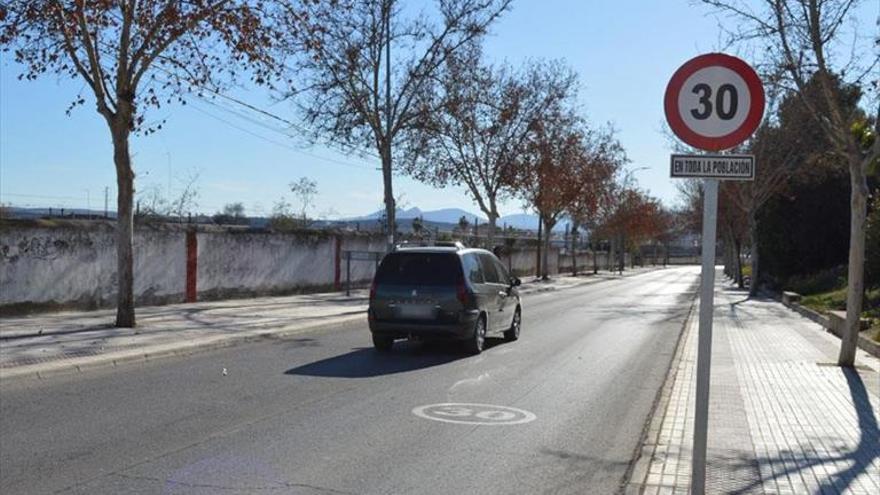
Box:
0;1;874;218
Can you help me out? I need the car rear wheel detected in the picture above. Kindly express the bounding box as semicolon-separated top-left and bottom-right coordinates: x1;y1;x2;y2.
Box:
372;334;394;352
464;316;487;355
504;308;521;342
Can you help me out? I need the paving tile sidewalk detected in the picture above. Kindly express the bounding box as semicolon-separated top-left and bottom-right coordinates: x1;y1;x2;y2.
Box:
630;274;880;495
0;266;663;380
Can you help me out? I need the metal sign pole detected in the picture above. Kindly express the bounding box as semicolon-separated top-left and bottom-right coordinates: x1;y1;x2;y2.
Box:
346;252;351;297
691;177;718;495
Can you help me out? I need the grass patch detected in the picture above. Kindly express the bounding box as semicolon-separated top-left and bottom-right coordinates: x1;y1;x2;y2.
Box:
785;266;847;295
799;287;880;328
800;288;848;313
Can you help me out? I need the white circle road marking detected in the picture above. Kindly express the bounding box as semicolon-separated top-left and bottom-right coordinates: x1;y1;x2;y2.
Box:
412;403;536;425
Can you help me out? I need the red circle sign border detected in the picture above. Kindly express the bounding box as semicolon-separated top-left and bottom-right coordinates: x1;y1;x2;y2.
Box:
664;53;765;151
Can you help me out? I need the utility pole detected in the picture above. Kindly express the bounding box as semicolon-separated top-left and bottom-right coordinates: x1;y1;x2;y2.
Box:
382;0;395;253
104;186;109;218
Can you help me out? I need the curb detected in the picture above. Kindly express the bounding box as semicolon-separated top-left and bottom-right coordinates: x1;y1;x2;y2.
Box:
623;290;698;495
770;290;880;359
0;313;365;383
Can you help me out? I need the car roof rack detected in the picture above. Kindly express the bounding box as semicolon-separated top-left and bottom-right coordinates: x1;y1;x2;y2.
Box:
393;240;467;251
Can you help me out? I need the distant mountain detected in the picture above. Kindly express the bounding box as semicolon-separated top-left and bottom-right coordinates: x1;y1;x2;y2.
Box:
498;213;539;231
348;207;420;221
347;207;487;224
344;207;579;233
419;208;487;224
498;213;571;232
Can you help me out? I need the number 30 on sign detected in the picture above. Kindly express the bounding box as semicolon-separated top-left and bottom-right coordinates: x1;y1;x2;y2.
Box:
664;53;765;152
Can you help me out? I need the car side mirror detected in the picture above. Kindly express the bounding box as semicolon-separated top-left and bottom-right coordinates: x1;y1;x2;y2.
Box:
511;277;521;287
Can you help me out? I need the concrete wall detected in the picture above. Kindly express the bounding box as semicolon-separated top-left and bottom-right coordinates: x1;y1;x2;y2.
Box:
196;231;336;298
558;252;600;274
0;221;388;314
1;221;650;314
499;247;560;278
1;223;185;310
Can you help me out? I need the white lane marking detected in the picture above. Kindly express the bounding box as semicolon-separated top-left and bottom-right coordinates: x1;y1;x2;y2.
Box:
448;373;490;392
412;403;536;425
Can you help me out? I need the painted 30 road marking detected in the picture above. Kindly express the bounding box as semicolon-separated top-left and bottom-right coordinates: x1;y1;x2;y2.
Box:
412;403;536;425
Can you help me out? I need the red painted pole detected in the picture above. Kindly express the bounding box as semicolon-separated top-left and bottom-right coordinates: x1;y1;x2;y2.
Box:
185;230;197;303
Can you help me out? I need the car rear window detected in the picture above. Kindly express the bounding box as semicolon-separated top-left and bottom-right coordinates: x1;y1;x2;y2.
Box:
375;253;462;286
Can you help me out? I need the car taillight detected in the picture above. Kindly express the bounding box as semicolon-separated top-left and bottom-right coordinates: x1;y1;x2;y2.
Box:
456;277;471;306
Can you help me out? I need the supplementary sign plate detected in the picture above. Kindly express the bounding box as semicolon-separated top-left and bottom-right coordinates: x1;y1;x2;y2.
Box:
670;154;755;180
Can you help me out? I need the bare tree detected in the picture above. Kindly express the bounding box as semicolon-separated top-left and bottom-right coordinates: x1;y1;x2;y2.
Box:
402;42;577;245
169;170;200;222
703;0;879;366
1;1;295;327
224;202;246;218
213;202;247;225
289;176;317;222
286;0;511;252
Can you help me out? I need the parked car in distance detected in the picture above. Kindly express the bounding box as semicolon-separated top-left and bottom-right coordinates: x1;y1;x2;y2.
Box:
368;243;522;354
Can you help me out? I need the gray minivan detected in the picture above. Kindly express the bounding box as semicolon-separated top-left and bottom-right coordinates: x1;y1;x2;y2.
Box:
367;245;522;354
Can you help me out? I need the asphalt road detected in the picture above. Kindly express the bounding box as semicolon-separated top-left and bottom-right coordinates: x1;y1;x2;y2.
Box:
0;266;699;495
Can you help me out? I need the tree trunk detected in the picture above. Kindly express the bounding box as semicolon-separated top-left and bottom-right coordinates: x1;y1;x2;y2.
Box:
486;211;498;248
608;236;615;272
592;239;598;274
571;220;578;276
381;146;395;252
725;231;736;280
535;218;542;278
542;218;554;280
748;211;759;297
111;124;136;328
725;236;733;279
733;240;743;289
838;160;869;367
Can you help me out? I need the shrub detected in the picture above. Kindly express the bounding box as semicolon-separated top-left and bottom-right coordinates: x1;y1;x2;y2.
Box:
866;194;880;289
784;265;847;295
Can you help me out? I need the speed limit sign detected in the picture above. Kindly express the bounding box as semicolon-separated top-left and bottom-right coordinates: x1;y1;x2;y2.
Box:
664;53;765;495
664;53;765;151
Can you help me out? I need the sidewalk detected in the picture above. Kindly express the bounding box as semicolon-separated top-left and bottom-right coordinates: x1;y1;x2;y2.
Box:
0;266;662;381
628;274;880;495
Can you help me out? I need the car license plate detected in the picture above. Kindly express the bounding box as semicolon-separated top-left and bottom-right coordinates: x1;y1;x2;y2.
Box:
398;305;434;319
